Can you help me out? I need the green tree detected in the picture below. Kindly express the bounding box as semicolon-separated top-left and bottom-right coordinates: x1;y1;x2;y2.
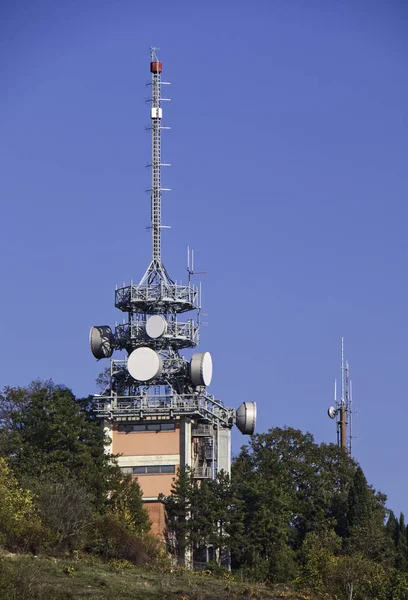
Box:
297;528;342;593
231;440;295;581
231;427;360;580
386;510;408;571
345;466;372;535
345;466;390;563
109;474;151;536
161;466;195;565
233;428;356;547
327;554;382;600
395;513;408;571
386;510;398;547
0;380;121;510
29;477;93;550
188;476;219;560
187;471;243;567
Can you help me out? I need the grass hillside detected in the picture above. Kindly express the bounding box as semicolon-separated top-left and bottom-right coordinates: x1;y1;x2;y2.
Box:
0;554;310;600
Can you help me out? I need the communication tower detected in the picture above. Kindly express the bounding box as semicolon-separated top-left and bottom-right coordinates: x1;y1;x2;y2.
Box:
327;337;353;455
89;49;256;538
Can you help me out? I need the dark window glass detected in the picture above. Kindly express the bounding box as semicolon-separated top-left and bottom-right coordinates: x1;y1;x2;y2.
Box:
118;425;132;433
160;465;176;473
133;466;146;474
132;424;146;432
147;424;161;431
146;466;161;474
161;423;175;431
127;465;177;475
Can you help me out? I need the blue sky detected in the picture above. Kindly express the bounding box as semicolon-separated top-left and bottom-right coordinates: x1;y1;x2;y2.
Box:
0;0;407;514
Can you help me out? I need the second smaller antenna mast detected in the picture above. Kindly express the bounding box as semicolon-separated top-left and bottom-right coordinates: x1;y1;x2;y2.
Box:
327;337;355;456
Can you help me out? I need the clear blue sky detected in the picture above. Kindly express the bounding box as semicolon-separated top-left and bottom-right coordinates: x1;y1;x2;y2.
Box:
1;0;407;515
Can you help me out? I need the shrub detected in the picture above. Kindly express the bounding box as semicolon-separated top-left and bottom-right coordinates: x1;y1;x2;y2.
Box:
30;477;93;551
89;514;157;565
0;458;45;552
202;561;233;580
0;557;72;600
108;558;134;572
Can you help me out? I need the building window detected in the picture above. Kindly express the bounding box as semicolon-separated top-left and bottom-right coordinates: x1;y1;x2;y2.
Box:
160;464;176;473
120;465;176;475
160;423;175;431
132;424;146;432
118;423;175;433
132;466;146;474
146;424;161;431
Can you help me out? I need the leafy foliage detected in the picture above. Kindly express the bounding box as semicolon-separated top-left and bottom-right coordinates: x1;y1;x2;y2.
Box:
29;477;94;550
108;473;151;536
0;380;153;563
163;426;408;596
0;457;44;551
1;379;408;598
0;381;121;509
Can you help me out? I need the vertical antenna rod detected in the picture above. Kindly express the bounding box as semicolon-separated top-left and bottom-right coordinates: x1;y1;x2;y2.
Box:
150;47;162;264
334;379;339;446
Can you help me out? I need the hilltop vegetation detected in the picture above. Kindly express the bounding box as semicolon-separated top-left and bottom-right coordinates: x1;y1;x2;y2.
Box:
0;380;408;599
0;553;310;600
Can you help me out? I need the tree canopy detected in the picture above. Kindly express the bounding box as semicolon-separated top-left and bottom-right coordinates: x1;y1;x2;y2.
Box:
1;379;408;597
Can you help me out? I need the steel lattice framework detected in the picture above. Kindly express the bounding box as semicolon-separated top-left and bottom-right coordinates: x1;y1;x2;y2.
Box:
90;49;256;485
93;48;233;435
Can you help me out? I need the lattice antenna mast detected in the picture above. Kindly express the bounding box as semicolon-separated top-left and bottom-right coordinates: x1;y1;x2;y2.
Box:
151;47;162;265
140;47;172;285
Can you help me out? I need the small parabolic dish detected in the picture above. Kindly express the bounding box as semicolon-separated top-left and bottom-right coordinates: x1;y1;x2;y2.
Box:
146;315;167;339
190;352;213;387
89;326;114;359
236;401;257;435
328;406;337;419
127;347;163;382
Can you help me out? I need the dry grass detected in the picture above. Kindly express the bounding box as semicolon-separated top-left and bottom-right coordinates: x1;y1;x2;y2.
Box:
0;555;313;600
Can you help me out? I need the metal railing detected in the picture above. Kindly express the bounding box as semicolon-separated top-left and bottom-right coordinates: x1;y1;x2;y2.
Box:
193;466;212;478
115;319;199;348
115;281;199;313
192;424;212;436
94;392;234;428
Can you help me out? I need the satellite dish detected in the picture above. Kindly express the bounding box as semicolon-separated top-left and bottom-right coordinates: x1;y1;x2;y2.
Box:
89;326;114;359
127;346;163;382
190;352;213;387
328;406;337;419
146;315;167;339
236;401;257;435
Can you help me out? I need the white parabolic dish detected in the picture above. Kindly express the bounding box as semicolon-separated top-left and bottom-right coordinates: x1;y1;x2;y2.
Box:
146;315;167;339
328;406;337;419
190;352;213;387
236;401;257;435
127;347;163;382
